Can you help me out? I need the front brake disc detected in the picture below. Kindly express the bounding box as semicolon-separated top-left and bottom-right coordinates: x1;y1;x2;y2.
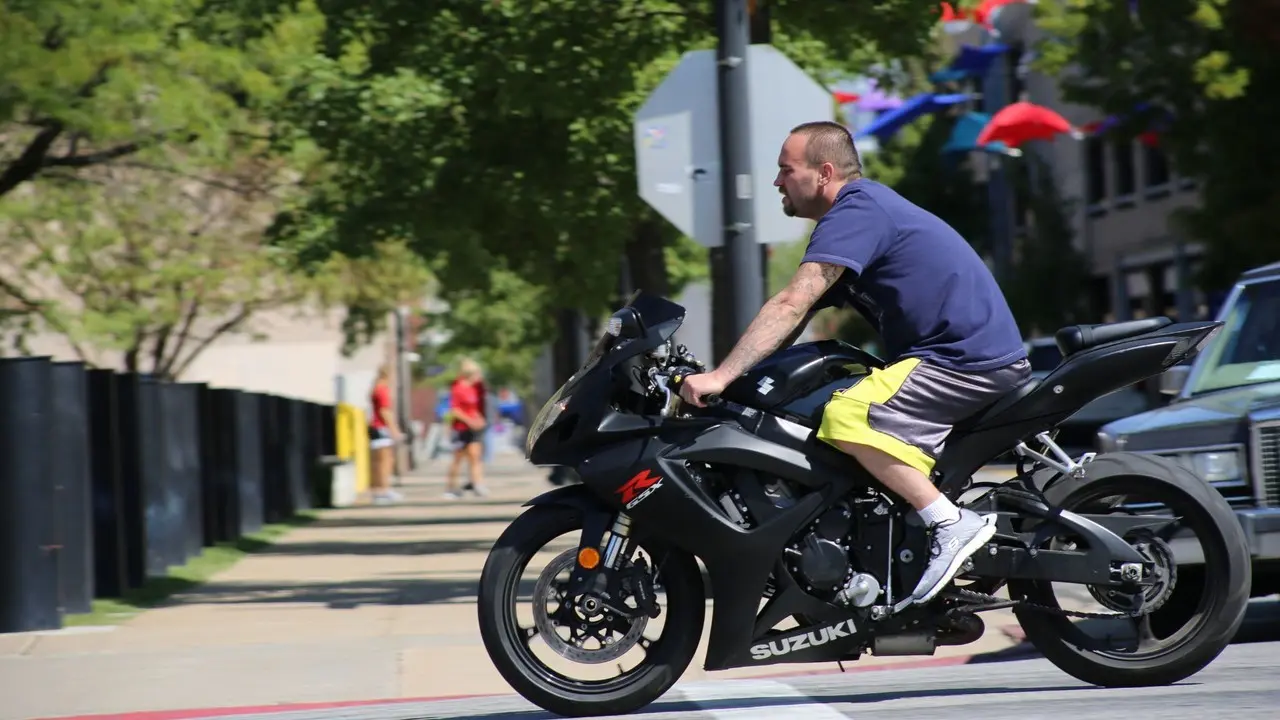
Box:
532;548;648;664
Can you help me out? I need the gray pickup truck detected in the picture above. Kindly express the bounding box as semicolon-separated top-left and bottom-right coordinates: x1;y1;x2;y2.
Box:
1096;260;1280;596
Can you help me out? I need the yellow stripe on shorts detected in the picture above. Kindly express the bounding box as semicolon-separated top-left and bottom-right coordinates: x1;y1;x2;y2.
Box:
815;357;937;475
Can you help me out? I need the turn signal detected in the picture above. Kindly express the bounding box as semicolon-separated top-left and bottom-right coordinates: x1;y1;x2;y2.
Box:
577;547;601;569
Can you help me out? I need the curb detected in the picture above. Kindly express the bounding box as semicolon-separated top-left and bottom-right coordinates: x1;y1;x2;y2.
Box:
43;626;1043;720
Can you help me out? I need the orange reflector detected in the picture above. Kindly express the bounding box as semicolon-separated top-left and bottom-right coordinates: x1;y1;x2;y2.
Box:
577;547;601;569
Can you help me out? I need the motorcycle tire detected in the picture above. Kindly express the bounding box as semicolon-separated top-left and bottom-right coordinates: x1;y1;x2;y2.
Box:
1008;452;1251;687
477;504;705;717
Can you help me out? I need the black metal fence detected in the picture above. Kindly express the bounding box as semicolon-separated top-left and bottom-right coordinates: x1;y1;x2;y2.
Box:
0;357;337;633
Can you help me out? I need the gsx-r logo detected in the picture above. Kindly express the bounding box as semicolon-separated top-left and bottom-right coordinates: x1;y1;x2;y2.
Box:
615;469;663;510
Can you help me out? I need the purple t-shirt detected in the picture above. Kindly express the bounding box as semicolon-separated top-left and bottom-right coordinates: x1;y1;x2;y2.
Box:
802;179;1026;371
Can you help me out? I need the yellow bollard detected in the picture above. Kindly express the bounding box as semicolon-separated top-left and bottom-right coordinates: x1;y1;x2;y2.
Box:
335;403;372;497
350;406;371;496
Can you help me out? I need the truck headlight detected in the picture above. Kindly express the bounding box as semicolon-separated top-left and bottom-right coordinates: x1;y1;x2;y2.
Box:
1096;431;1115;452
1189;450;1241;483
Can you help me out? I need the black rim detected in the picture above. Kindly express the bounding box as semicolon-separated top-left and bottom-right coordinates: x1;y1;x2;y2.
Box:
1021;477;1230;662
496;520;680;697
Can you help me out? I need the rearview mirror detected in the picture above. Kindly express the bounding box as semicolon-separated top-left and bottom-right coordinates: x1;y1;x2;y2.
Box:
1159;365;1192;396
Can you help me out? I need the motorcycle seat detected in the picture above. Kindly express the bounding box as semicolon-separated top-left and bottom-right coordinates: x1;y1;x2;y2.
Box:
1054;317;1171;356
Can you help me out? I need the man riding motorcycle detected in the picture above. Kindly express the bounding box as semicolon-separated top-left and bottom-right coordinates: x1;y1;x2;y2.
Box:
678;120;1032;609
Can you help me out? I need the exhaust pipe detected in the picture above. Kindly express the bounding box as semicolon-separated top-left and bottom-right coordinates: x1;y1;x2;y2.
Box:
872;631;937;656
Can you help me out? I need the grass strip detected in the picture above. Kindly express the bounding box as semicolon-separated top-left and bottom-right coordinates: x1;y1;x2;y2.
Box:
64;512;319;627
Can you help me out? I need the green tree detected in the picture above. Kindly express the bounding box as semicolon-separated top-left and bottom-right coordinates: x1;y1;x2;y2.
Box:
0;0;325;197
276;0;948;306
1005;153;1093;335
0;159;431;377
1034;0;1280;290
265;0;950;385
415;267;551;397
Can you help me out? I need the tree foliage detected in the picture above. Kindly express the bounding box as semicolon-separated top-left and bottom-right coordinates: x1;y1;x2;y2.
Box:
0;157;432;378
0;1;433;375
271;0;950;377
0;0;325;197
1034;0;1280;290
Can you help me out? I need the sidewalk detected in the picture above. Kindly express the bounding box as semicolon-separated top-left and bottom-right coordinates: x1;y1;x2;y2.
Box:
0;455;1028;720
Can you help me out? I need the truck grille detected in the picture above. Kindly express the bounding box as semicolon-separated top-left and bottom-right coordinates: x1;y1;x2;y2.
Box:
1257;422;1280;507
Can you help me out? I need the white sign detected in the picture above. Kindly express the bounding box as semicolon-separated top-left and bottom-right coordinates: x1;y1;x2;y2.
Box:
634;44;834;248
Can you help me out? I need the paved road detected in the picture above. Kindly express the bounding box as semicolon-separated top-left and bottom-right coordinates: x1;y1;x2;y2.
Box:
174;641;1280;720
11;459;1280;720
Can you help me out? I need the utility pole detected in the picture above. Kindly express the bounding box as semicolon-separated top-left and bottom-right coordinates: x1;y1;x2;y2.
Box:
751;0;772;303
710;0;763;364
393;306;415;476
982;45;1014;287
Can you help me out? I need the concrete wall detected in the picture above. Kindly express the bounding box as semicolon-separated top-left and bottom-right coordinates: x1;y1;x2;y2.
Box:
17;305;395;407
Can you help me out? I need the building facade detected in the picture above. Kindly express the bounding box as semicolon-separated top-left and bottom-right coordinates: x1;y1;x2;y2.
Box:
1000;19;1211;325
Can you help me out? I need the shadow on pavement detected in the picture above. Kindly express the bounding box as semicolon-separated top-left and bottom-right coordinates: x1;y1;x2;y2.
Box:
311;515;520;529
968;598;1280;664
449;683;1094;719
173;576;556;608
255;539;499;556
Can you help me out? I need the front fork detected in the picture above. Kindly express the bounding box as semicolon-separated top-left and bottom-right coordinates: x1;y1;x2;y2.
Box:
571;512;661;619
601;513;635;569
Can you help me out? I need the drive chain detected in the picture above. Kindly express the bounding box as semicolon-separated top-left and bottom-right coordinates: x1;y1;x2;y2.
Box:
947;588;1133;619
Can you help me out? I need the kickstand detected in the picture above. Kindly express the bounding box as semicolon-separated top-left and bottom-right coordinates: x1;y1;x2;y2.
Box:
837;660;846;672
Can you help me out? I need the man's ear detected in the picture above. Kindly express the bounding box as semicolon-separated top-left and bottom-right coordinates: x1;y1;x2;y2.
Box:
819;161;836;185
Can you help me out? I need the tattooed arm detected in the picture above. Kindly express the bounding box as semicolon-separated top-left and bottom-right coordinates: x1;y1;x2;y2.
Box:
713;262;846;382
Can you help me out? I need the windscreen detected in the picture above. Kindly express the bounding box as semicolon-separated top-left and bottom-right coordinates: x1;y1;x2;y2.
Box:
1187;279;1280;394
524;291;686;455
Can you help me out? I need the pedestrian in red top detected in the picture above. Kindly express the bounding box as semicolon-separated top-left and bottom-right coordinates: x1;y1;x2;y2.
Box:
444;357;488;498
368;365;403;504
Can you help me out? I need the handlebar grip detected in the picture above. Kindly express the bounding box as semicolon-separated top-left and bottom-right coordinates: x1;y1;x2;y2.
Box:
667;372;722;406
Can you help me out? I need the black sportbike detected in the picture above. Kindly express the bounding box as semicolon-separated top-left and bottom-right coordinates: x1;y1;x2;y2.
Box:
477;291;1250;717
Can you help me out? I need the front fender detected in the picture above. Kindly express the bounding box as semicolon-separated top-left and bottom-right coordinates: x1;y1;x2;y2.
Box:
524;483;613;514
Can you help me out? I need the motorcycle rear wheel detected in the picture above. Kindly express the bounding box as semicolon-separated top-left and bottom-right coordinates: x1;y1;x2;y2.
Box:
477;504;705;717
1008;452;1250;687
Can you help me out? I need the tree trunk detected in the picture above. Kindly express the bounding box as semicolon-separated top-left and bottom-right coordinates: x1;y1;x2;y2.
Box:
551;308;585;387
624;218;670;298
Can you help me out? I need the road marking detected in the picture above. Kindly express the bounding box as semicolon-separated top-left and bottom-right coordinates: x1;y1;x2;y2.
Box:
678;678;847;719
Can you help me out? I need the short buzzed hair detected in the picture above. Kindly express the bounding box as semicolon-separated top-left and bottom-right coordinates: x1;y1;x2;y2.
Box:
789;121;862;180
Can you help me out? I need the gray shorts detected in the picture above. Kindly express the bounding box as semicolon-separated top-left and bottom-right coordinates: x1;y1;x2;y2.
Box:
816;357;1031;474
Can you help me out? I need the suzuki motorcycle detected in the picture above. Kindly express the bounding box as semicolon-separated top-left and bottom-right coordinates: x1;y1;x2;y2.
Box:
476;291;1250;718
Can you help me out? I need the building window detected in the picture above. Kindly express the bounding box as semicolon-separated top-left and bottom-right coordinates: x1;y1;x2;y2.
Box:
1085;136;1107;210
1114;140;1136;206
1143;144;1171;197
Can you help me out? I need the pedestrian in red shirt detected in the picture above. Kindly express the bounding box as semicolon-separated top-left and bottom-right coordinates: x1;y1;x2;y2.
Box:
368;365;403;504
444;358;488;498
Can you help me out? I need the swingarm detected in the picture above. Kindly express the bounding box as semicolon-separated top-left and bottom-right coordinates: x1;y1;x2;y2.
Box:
964;490;1170;588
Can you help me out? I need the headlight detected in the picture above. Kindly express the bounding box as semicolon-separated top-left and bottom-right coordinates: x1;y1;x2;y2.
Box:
1096;431;1115;452
1189;450;1241;483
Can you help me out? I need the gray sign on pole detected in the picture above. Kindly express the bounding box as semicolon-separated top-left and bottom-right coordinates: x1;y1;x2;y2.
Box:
634;44;834;248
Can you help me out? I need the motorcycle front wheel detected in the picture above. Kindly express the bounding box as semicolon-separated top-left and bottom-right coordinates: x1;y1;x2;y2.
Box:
477;504;705;717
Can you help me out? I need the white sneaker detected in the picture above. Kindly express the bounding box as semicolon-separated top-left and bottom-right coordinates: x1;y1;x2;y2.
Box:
909;509;997;605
